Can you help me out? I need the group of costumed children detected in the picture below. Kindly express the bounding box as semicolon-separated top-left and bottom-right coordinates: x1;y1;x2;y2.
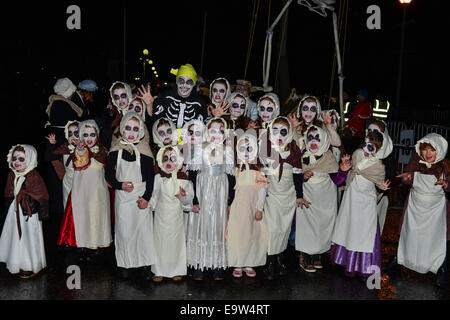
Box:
1;75;448;288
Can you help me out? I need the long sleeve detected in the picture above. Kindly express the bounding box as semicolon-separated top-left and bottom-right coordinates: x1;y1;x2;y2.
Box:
179;179;194;212
105;151;122;190
141;155;155;202
330;168;348;186
293;172;304;199
187;170;199;205
148;175;160;211
325;124;342;147
227;174;236;206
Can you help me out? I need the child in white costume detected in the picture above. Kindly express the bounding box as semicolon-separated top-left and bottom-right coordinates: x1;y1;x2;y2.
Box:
105;112;156;279
0;144;49;278
295;125;351;272
227;133;268;278
330;130;392;278
186;117;235;281
149;145;194;282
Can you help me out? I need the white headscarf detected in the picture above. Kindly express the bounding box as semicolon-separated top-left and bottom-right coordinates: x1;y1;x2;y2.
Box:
415;133;448;168
209;77;232;107
296;95;323;122
236;133;258;172
356;129;393;171
64;120;79;152
152;117;178;148
109;81;133;113
302;125;330;165
226;92;249;120
205;117;229;145
123;96;147;121
257;93;281;127
268;116;294;159
79;119;101;153
7;144;38;196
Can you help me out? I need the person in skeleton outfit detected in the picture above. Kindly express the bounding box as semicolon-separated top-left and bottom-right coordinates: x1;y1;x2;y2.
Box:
147;63;210;132
105;113;156;280
364;119;395;235
57;120;112;262
226;133;268;278
330;130;392;278
295;125;351;272
393;133;449;287
186;117;235;281
149;146;194;282
293;95;341;151
258;116;306;280
0;144;49;278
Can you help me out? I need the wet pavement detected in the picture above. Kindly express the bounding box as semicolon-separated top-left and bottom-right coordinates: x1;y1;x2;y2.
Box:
0;207;449;301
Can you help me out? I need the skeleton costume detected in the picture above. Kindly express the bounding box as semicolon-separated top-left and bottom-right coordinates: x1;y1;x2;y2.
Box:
295;96;341;150
1;145;48;277
105;113;156;272
149;146;194;279
397;133;449;275
57;120;112;250
209;77;231;108
295;125;348;268
227;133;268;270
148;64;210;131
259;116;303;279
186;117;235;278
330;130;392;277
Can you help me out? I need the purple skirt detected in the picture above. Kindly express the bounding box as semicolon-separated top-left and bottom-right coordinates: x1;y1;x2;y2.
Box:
330;223;382;277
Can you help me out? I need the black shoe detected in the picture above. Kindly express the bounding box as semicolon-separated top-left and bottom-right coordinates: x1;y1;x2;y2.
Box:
263;255;277;280
276;253;288;276
382;256;399;274
192;268;204;281
212;268;224;281
119;267;131;279
141;266;153;281
85;249;101;263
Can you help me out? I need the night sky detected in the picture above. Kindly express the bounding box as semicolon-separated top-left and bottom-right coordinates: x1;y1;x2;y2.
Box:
1;0;448;113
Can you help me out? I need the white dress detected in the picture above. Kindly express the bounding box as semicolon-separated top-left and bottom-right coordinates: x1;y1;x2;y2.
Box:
295;172;338;255
0;200;46;274
114;150;156;268
70;154;112;249
149;174;194;277
397;172;447;274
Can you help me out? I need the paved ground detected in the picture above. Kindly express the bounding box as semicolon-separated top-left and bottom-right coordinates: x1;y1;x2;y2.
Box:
0;205;449;302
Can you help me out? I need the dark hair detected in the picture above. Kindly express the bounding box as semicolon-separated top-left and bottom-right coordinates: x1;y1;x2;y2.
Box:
366;130;384;152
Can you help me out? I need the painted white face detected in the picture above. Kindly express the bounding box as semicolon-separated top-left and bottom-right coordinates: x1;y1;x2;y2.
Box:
301;101;318;124
259;99;276;122
237;140;255;161
367;124;382;134
330;114;338;130
67;124;79;146
157;123;174;145
363;138;377;158
230;96;246;118
177;76;195;98
211;82;227;104
187;124;203;145
112;88;129;109
123;119;140;143
208;121;225;144
162;149;178;173
306;129;321;154
82;126;98;148
272;123;290;146
128;99;144;117
12;150;27;172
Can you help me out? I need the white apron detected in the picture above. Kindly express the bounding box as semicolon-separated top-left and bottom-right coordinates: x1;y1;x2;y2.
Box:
62;154;74;210
0;201;46;274
71;157;111;249
331;174;378;253
150;175;193;277
296;172;337;255
397;172;447;274
377;195;389;235
264;164;297;255
114;150;156;268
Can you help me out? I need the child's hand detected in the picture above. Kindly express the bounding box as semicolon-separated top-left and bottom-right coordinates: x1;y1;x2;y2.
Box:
297;198;311;208
137;196;148;209
122;181;134;192
226;206;231;214
340;154;352;171
175;186;186;198
254;210;263;221
45;134;57;145
396;172;412;182
435;179;449;189
303;170;314;180
192;204;200;213
377;179;391;191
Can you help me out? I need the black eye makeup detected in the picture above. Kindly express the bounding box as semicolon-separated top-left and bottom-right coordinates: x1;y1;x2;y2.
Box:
302;105;317;113
114;93;128;100
12;157;25;163
307;134;320;142
232;103;246;110
260;106;274;113
364;142;375;152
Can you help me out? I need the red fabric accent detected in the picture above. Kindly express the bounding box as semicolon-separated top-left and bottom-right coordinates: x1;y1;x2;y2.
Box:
57;192;77;247
346;101;372;138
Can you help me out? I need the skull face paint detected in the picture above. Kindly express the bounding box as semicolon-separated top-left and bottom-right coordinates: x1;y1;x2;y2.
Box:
123;118;140;143
12;151;27;172
187;123;203;145
363;138;377;158
306;129;321;154
272;123;290;146
237;139;255;161
112;88;129;110
177;76;195;98
259;99;276;122
82;126;98;148
67;124;80;146
230;96;246;118
162;149;178;173
211;82;227;104
157;124;174;145
301;101;317;124
208;121;225;144
128;99;144;117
